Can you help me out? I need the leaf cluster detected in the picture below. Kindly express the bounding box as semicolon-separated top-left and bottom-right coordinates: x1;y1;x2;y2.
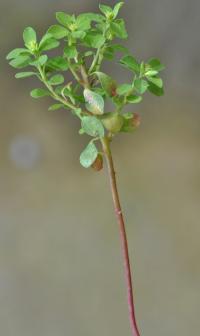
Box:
7;1;165;169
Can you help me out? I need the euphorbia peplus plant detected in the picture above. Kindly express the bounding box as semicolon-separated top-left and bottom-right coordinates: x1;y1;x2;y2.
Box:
7;2;165;336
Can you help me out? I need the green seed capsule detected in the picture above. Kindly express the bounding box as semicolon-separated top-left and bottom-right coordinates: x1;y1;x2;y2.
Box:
101;113;124;133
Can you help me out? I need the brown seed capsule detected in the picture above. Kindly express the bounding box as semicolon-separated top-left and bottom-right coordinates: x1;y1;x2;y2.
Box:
131;113;141;128
111;86;117;97
92;154;103;172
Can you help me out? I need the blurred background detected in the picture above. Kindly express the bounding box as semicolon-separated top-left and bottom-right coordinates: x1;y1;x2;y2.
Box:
1;0;200;335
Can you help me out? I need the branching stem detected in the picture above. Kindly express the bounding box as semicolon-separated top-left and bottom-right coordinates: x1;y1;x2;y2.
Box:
101;137;140;336
38;66;78;111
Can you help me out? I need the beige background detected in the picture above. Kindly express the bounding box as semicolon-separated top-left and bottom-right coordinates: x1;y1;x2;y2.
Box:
0;0;200;335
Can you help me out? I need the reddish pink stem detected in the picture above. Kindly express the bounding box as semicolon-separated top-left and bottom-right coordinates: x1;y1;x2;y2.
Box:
102;137;140;336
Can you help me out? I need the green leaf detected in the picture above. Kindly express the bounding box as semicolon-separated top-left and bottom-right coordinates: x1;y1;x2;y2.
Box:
6;48;30;60
145;70;158;77
71;30;86;40
81;116;104;138
39;35;60;51
30;55;48;66
95;72;117;97
104;44;128;60
117;84;132;95
76;14;91;31
148;58;165;71
113;2;124;18
110;43;128;53
83;51;94;58
120;55;140;72
79;128;85;135
99;4;113;17
148;82;164;96
110;19;128;39
23;27;37;49
39;55;48;65
84;13;104;23
71;31;86;39
147;77;163;88
15;71;36;79
93;87;105;96
80;142;98;168
140;62;146;76
46;57;69;71
126;95;142;104
134;79;149;94
64;45;78;59
39;33;52;47
62;87;76;104
56;12;73;27
49;74;65;85
103;47;115;60
48;103;64;111
47;25;68;39
30;88;50;98
83;32;105;49
9;55;31;68
84;89;104;115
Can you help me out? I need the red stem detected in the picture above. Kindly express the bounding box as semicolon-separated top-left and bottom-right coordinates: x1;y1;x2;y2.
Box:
102;137;140;336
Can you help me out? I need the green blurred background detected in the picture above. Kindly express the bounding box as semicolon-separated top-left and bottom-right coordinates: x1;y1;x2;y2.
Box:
1;0;200;335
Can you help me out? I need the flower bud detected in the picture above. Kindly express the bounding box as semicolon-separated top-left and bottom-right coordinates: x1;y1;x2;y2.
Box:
91;154;103;172
28;41;38;52
101;113;124;133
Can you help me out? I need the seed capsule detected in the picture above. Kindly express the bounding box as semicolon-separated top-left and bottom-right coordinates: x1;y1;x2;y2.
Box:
101;113;124;133
91;154;103;172
131;113;141;128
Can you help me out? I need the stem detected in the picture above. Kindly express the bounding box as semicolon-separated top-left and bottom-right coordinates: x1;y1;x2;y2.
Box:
101;137;140;336
68;60;81;84
89;24;109;74
89;46;102;74
38;66;78;112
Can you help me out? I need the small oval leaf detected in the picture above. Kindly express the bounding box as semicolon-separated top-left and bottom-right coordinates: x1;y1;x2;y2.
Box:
23;27;37;48
81;116;104;138
9;55;31;68
117;84;132;96
84;89;104;115
15;72;36;79
49;74;64;85
80;142;98;168
30;55;48;67
30;88;50;99
6;48;30;60
56;12;72;27
95;72;117;97
134;79;149;94
126;95;142;104
120;55;140;73
47;25;68;39
48;103;64;111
